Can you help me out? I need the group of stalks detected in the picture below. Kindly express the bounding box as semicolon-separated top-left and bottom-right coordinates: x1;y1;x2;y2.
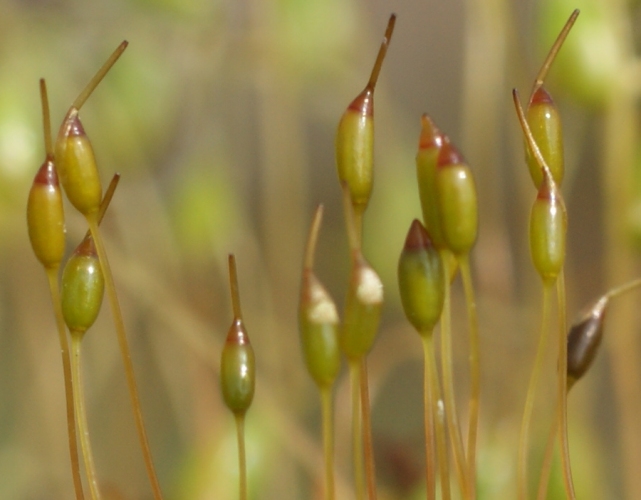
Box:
28;8;641;500
27;42;163;500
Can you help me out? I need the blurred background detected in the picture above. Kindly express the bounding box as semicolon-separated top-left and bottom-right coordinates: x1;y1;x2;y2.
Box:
2;0;641;498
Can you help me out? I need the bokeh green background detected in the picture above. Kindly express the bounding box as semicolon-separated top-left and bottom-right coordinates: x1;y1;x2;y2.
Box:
2;0;641;498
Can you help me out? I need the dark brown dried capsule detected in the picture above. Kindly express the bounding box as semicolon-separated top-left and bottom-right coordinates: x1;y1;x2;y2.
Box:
567;296;607;388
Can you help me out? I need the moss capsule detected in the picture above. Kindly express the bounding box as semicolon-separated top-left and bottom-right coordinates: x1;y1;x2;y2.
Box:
299;271;341;388
529;170;567;285
340;252;383;361
61;236;105;337
55;113;102;217
27;158;66;269
567;297;606;388
525;87;564;188
220;319;256;415
435;138;478;255
335;14;395;218
398;219;445;334
415;114;447;249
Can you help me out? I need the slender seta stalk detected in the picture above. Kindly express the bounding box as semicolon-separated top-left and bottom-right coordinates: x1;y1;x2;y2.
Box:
26;78;85;500
221;254;255;500
299;205;341;500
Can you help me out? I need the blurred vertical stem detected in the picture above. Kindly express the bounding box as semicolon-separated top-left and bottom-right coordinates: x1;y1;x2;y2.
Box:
601;2;641;496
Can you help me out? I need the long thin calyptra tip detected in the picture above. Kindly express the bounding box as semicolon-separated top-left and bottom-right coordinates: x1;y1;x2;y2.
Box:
72;40;129;111
366;13;397;90
228;254;243;320
39;79;53;158
304;205;324;271
531;9;580;95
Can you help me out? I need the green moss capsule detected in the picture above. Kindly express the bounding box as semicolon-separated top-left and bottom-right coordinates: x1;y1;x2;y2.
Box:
27;158;66;269
529;169;567;285
221;255;255;416
61;236;105;337
525;87;564;188
340;252;383;361
416;114;447;249
335;14;395;218
398;219;445;334
435;138;478;255
220;319;256;415
567;297;606;389
299;270;341;388
55;113;102;217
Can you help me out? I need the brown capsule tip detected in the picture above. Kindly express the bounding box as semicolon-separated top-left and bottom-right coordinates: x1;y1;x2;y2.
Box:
226;319;251;346
418;114;443;150
33;160;59;186
529;86;555;106
403;219;434;252
67;114;87;137
536;168;560;201
74;234;98;257
436;137;466;168
347;88;374;116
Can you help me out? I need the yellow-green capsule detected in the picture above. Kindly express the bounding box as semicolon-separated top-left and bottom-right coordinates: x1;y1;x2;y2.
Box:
435;138;478;255
525;87;564;188
336;88;374;217
299;270;341;388
335;14;396;218
55;113;102;217
567;296;606;390
398;219;445;334
220;318;255;415
27;158;66;269
529;169;567;285
340;252;383;361
416;114;447;249
61;235;105;338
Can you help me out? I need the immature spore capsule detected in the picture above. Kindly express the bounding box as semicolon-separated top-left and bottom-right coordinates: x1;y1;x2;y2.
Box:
27;158;66;269
526;86;564;188
61;236;105;337
435;138;478;256
398;219;445;334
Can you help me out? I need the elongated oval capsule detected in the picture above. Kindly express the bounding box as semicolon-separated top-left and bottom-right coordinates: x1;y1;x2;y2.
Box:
299;271;341;388
416;114;446;249
529;169;567;285
221;255;255;416
525;87;564;188
61;235;105;337
27;158;66;269
336;14;396;218
220;318;256;415
398;219;445;334
55;113;102;217
567;296;607;388
340;252;383;361
435;138;478;255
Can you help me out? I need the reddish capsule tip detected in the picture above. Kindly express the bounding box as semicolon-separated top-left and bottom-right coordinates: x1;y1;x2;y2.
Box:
74;235;98;257
226;319;251;346
67;115;87;137
33;160;59;187
536;170;560;202
347;88;374;116
530;86;555;106
436;137;466;168
418;114;443;150
403;219;434;252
